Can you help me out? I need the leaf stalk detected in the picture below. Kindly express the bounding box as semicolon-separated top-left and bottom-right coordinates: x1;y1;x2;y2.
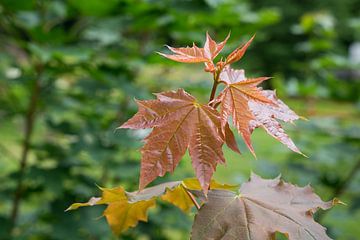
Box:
182;185;200;210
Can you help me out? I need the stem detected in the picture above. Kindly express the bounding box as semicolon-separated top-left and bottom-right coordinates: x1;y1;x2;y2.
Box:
183;186;200;210
10;65;42;229
209;80;219;104
208;68;223;106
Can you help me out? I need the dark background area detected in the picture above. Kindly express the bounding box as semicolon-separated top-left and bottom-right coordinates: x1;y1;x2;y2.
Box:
0;0;359;239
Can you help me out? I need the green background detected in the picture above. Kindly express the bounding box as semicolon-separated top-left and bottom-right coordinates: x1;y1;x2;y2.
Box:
0;0;359;239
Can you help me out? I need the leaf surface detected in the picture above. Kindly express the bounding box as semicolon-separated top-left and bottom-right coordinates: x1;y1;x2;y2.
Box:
120;89;226;193
214;67;272;155
215;66;302;155
191;173;338;240
248;90;302;154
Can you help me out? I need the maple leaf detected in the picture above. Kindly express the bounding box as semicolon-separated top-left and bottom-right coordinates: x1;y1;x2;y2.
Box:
66;179;237;234
214;66;273;155
66;186;156;235
248;90;303;154
120;89;228;194
214;66;302;155
226;34;255;65
191;173;340;240
223;122;241;154
158;32;230;71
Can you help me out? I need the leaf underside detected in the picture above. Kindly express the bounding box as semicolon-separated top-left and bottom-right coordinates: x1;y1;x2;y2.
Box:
191;173;338;240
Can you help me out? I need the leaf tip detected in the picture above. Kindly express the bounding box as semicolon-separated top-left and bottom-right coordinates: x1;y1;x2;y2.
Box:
299;115;309;121
299;151;309;158
332;198;346;206
64;205;73;212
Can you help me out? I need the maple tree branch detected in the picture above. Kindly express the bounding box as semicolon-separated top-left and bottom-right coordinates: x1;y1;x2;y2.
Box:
10;64;42;230
183;187;200;210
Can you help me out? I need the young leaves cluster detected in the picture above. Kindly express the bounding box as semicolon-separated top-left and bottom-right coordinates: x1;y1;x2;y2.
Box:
121;32;303;193
68;32;338;239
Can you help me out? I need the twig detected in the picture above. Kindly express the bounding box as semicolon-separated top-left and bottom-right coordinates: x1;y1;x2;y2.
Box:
10;64;42;229
209;80;219;104
209;66;223;106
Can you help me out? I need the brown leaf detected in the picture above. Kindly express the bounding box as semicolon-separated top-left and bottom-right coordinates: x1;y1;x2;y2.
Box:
157;32;230;71
120;89;226;193
191;173;338;240
226;34;255;65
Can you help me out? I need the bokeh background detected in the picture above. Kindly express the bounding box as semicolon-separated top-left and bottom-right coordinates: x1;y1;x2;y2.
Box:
0;0;359;239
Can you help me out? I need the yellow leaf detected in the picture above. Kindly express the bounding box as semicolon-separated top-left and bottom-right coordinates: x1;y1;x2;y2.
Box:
66;187;155;235
161;184;194;212
104;199;155;235
161;178;238;212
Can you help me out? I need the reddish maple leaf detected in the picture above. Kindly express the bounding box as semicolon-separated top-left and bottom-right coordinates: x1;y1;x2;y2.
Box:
214;66;272;155
248;90;302;154
157;32;230;72
214;66;302;155
226;34;255;65
120;89;228;193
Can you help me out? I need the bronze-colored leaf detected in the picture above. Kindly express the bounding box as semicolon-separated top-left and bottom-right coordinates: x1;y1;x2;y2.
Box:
215;66;302;155
158;32;230;71
120;89;226;193
248;90;303;154
215;67;271;155
223;123;241;154
191;173;339;240
226;34;255;65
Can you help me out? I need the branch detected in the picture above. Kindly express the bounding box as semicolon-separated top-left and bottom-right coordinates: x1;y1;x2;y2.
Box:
10;64;43;230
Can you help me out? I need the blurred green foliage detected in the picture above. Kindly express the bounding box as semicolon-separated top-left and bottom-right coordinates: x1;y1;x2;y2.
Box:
0;0;359;239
